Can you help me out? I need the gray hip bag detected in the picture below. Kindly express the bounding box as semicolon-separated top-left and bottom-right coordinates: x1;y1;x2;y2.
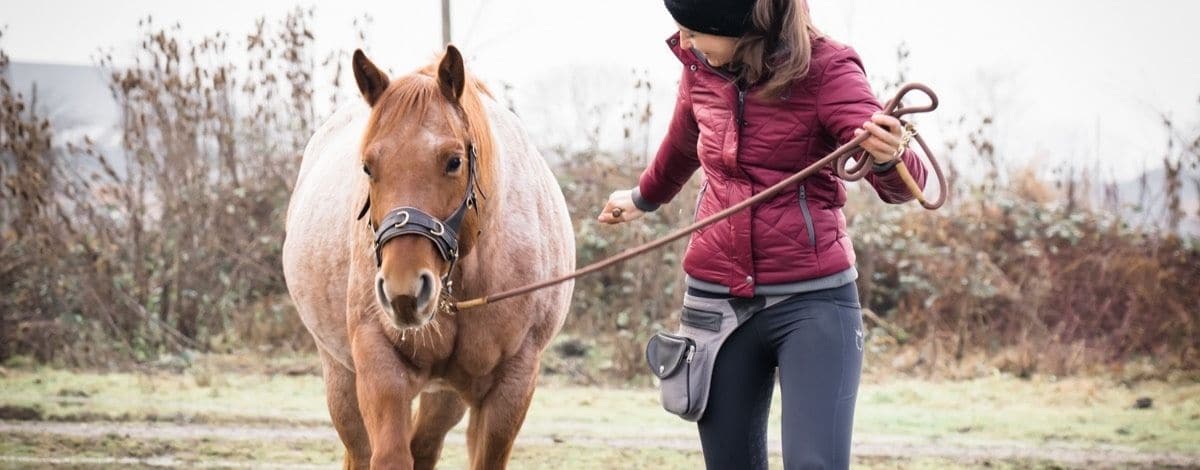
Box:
645;292;790;421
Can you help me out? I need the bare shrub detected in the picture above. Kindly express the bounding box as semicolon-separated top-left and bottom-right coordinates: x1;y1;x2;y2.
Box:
1;9;323;364
2;25;1197;378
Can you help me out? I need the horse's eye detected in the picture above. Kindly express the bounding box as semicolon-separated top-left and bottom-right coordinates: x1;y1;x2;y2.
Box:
445;156;462;173
362;165;371;177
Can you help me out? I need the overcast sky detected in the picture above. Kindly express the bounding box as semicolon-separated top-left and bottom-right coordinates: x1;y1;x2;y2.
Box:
4;0;1200;179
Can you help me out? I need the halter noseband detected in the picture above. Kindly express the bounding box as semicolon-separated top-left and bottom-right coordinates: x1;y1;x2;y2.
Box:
357;144;483;293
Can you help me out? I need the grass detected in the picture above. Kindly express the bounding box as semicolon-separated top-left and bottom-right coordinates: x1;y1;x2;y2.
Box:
3;366;1195;451
855;375;1200;452
0;354;1197;468
0;366;329;426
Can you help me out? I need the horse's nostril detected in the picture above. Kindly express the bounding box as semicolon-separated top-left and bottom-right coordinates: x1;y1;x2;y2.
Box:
415;271;435;311
376;275;389;309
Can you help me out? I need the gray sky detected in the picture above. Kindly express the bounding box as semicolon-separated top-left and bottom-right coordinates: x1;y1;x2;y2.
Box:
4;0;1200;178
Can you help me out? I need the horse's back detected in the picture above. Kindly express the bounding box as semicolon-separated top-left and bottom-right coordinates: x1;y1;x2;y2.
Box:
282;101;371;368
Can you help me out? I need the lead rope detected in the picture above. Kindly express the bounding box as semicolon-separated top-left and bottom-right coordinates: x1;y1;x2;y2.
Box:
451;82;946;311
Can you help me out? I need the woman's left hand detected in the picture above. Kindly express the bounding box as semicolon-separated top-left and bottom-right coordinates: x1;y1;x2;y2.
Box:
853;113;904;164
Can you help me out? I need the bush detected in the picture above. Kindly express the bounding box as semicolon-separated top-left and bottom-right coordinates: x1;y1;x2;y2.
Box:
1;10;322;364
2;16;1197;379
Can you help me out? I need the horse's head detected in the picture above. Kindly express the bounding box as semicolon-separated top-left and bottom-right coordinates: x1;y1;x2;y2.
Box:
352;46;488;329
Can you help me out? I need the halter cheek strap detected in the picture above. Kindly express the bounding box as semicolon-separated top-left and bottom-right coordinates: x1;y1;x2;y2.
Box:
358;145;482;291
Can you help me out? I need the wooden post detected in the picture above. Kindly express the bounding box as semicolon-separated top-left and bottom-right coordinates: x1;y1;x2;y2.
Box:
441;0;451;46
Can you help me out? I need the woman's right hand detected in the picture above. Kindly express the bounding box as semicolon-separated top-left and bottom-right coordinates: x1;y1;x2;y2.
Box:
597;189;645;224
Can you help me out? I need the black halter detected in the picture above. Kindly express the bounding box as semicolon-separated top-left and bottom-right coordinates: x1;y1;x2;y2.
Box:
357;144;483;292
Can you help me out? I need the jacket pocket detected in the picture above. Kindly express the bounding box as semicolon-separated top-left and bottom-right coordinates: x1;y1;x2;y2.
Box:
693;180;709;222
798;185;817;248
680;306;722;332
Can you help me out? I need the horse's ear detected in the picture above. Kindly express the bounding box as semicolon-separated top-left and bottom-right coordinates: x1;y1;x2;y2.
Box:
437;45;466;104
353;49;389;107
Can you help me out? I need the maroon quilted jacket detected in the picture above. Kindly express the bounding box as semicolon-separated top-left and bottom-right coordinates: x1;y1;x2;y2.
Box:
636;32;928;297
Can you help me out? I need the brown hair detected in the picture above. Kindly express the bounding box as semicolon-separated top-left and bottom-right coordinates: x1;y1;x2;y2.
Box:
730;0;822;99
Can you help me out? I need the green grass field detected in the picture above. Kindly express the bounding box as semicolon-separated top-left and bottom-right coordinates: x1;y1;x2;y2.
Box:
1;354;1197;468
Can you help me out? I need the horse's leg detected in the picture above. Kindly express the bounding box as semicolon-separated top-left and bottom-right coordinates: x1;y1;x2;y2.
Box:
465;352;539;470
352;326;421;469
410;390;467;470
319;349;372;470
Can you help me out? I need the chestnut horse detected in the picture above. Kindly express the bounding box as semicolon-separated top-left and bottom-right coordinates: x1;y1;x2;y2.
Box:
282;46;575;469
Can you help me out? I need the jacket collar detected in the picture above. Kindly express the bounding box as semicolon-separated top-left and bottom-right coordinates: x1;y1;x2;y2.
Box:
665;32;740;85
665;32;702;67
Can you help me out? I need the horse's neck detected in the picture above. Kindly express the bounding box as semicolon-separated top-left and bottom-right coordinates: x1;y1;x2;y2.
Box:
475;96;517;230
458;96;541;283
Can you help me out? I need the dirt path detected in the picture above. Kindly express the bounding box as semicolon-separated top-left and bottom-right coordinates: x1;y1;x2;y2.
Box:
0;455;331;469
3;420;1197;468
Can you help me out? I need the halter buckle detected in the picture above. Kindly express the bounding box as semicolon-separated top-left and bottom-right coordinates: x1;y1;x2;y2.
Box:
393;211;410;228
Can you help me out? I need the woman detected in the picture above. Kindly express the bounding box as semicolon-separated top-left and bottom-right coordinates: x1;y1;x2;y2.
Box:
597;0;928;468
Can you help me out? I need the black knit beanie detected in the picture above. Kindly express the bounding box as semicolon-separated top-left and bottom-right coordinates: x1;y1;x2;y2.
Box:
663;0;757;37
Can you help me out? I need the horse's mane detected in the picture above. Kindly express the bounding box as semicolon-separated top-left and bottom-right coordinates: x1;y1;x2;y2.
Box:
363;53;496;207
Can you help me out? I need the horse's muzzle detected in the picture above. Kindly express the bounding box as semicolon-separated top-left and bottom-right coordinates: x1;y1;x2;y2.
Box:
375;270;437;328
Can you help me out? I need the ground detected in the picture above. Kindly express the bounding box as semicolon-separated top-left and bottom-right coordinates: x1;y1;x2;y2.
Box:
0;354;1197;469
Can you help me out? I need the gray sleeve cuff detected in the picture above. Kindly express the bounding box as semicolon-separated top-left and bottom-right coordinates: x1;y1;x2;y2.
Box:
630;186;661;212
872;158;900;173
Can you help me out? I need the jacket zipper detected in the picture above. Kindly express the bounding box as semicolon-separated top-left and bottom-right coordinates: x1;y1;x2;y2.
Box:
691;49;734;82
690;49;746;127
684;343;695;410
798;185;816;248
691;48;752;274
736;89;746;127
